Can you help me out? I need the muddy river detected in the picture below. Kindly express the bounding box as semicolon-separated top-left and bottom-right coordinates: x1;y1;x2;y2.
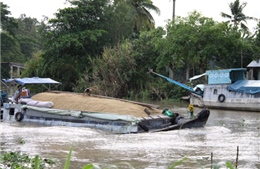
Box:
0;103;259;169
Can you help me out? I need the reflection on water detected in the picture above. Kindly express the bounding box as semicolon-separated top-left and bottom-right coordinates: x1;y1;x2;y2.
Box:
1;103;260;169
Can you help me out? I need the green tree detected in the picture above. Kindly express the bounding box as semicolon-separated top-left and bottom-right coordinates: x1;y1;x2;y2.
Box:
255;22;260;46
131;27;165;87
76;41;137;97
221;0;257;33
75;28;165;98
100;0;136;46
159;11;246;81
128;0;160;34
36;0;161;91
220;0;259;67
41;0;118;90
0;2;24;63
0;2;18;36
251;21;260;60
15;14;44;60
21;51;44;77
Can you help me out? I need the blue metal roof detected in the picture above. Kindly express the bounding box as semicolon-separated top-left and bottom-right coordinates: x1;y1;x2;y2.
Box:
2;77;61;85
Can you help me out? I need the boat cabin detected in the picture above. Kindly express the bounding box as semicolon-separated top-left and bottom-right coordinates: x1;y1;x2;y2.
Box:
1;77;61;99
190;68;247;92
247;60;260;80
206;68;246;85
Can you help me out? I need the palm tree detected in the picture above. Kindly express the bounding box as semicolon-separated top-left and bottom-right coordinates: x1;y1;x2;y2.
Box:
221;0;256;32
129;0;160;33
171;0;176;20
221;0;259;67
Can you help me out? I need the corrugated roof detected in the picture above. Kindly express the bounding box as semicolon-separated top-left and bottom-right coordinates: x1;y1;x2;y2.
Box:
2;77;61;85
247;60;260;67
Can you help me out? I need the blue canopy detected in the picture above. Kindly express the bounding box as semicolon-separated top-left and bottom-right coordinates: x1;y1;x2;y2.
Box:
2;77;61;85
2;77;61;91
227;80;260;95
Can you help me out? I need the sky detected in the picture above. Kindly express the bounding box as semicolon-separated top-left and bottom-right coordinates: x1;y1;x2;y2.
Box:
1;0;260;32
151;0;260;32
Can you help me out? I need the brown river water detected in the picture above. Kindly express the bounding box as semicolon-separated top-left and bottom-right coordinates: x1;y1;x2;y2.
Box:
0;101;260;169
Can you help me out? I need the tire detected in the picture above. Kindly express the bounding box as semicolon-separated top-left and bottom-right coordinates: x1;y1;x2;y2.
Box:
15;112;24;122
218;94;225;103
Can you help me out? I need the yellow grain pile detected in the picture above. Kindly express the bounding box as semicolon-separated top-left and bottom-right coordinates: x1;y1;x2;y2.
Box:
32;92;162;117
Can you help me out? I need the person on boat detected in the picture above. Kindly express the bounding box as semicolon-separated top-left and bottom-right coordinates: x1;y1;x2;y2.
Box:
83;86;98;96
21;87;31;98
188;103;194;118
13;85;23;103
83;88;92;96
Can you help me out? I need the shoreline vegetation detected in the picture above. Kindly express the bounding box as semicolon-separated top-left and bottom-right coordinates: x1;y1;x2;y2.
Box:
0;146;239;169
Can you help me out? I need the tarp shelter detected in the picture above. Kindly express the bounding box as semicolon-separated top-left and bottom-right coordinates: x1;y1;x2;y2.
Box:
2;77;61;90
227;80;260;95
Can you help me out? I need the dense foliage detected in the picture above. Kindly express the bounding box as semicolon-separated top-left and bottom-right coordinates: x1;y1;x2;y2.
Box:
1;0;260;99
0;151;56;169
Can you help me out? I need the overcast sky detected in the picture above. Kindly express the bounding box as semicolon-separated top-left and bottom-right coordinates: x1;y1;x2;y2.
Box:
2;0;260;32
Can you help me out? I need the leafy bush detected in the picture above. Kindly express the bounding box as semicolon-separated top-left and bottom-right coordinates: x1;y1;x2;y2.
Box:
0;151;56;169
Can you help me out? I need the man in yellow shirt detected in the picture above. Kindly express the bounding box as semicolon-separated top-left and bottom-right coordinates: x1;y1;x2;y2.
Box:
188;104;194;118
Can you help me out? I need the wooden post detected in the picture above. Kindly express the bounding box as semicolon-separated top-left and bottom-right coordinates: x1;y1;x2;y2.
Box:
211;152;213;169
10;65;13;79
241;49;243;68
236;146;239;168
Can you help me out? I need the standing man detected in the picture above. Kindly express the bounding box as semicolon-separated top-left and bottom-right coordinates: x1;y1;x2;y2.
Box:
188;103;194;118
13;85;22;103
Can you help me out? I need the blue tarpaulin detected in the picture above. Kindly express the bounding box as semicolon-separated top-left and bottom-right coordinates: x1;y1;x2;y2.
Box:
227;80;260;94
149;70;203;96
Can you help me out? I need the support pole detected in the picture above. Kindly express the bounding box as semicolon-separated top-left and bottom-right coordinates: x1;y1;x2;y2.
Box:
172;0;176;20
211;152;213;169
236;146;239;168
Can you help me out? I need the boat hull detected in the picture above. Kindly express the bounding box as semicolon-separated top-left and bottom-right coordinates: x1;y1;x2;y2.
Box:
190;85;260;112
138;109;210;132
2;103;210;134
2;103;138;134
